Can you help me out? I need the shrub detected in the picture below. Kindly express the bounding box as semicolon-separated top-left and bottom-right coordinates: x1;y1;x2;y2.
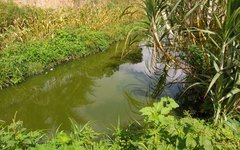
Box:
138;97;240;149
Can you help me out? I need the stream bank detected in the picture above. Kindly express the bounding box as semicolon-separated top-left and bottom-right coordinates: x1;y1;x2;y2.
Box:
0;0;141;89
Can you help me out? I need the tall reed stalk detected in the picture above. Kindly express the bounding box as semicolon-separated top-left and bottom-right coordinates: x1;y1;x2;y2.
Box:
124;0;240;124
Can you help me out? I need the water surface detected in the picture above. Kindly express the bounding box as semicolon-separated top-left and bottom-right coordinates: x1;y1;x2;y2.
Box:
0;43;182;131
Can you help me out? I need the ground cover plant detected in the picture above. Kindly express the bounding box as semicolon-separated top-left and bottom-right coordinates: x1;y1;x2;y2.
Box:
0;27;111;87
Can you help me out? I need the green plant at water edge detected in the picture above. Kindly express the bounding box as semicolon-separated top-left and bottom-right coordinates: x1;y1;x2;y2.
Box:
123;0;240;124
138;97;240;149
35;121;99;149
125;0;201;73
0;120;44;149
207;0;240;123
188;0;240;124
0;98;239;149
0;26;112;88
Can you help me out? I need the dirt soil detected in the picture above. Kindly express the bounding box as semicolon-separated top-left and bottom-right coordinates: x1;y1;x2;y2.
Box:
10;0;86;8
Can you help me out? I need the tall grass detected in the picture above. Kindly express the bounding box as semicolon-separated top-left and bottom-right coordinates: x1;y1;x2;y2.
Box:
199;0;240;124
176;0;240;123
0;0;141;51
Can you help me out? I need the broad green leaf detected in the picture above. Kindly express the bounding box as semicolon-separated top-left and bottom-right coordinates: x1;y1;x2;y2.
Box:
168;98;179;108
140;107;153;116
203;139;213;150
161;107;172;115
205;72;223;97
186;135;197;148
199;135;213;150
56;132;72;144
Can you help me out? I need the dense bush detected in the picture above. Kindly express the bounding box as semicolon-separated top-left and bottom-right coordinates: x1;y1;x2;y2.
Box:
0;98;239;150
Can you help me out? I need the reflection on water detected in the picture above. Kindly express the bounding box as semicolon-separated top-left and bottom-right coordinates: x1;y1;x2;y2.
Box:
0;43;184;131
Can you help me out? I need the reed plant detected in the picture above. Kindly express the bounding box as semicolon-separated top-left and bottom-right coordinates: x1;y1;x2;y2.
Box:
122;0;240;124
197;0;240;124
177;0;240;123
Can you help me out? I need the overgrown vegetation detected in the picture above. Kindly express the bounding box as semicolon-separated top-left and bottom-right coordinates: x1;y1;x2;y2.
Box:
0;0;141;88
0;98;239;150
0;0;240;149
123;0;240;125
0;27;111;87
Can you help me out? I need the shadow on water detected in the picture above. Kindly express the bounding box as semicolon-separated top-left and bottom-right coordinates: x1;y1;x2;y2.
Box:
0;42;185;132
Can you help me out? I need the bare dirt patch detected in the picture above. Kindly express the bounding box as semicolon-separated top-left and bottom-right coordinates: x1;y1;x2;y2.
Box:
8;0;88;8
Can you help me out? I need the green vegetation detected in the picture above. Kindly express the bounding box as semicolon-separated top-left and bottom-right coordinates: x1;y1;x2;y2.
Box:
0;0;140;88
0;27;109;87
0;97;239;149
195;0;240;124
123;0;240;124
0;0;240;149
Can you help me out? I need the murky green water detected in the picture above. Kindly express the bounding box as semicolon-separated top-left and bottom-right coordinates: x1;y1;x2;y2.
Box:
0;43;182;131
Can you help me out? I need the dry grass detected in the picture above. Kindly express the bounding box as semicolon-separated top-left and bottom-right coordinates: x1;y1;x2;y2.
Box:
0;0;141;51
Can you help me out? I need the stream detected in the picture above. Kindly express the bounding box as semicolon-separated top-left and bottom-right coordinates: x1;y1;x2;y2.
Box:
0;43;183;131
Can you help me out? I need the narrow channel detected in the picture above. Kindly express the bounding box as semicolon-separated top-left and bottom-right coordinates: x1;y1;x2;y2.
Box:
0;43;183;131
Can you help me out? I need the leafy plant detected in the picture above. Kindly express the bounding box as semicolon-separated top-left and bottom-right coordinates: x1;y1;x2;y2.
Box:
0;120;44;150
138;97;240;149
